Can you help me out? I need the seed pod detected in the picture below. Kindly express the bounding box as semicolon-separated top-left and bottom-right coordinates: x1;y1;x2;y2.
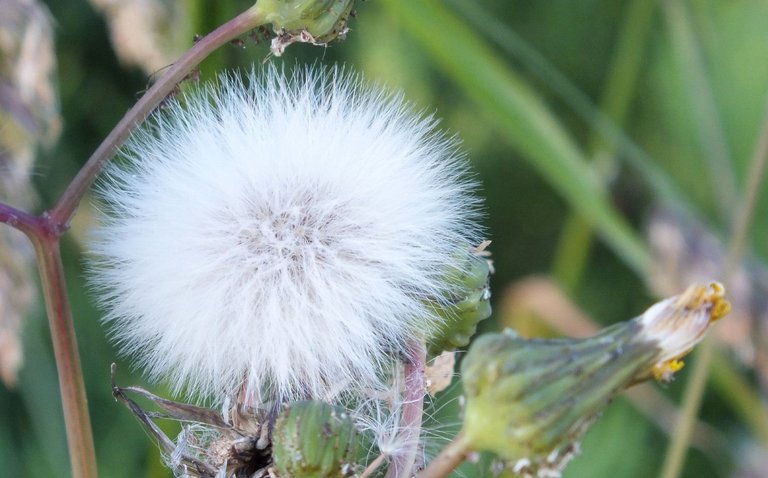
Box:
428;251;492;357
272;400;363;478
254;0;356;55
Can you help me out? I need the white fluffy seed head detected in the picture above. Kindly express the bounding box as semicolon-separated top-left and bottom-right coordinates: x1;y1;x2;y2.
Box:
89;65;483;404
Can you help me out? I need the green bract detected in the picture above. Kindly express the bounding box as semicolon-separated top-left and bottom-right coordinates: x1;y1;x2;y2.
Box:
272;400;363;478
461;325;656;474
457;282;730;475
255;0;355;54
427;251;492;357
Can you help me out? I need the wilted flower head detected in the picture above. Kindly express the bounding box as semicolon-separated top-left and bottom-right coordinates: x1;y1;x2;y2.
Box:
638;281;730;381
90;65;482;404
459;282;729;477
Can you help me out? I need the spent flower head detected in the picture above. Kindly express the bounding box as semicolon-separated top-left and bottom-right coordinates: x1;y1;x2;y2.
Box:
89;65;483;405
459;282;729;477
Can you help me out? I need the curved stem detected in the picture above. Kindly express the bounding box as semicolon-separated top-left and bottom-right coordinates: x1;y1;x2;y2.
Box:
416;432;471;478
49;6;266;232
31;233;97;478
386;340;427;478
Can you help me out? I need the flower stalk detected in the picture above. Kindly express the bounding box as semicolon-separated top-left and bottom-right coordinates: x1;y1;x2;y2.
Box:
49;5;267;231
416;432;472;478
1;203;97;478
31;232;97;478
0;202;44;239
385;340;427;478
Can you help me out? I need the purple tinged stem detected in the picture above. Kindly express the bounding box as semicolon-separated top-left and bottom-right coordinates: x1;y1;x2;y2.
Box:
49;6;266;232
386;340;427;478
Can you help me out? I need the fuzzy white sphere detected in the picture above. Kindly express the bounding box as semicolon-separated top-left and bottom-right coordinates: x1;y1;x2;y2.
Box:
90;66;482;403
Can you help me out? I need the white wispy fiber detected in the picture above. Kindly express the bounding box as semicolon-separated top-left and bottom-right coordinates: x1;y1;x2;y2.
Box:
89;65;482;404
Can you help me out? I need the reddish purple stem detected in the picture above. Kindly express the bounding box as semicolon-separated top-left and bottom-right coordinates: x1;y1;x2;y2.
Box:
0;202;47;239
386;340;427;478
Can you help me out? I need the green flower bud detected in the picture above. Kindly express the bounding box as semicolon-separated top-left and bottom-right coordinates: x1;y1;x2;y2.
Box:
254;0;355;55
460;282;729;476
428;249;492;357
272;400;364;477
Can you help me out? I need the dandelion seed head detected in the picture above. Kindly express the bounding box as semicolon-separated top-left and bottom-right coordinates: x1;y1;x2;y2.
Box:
89;65;483;404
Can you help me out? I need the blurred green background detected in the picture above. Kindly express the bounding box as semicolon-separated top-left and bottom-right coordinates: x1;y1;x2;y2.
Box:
2;0;768;477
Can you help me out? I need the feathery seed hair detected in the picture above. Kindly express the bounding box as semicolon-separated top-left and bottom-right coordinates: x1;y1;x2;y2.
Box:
89;65;483;404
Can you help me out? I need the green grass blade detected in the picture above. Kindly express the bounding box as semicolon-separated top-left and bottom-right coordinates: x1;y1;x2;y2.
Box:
662;0;737;224
380;0;651;275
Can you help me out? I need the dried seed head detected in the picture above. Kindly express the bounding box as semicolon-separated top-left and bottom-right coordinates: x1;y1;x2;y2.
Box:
89;65;483;404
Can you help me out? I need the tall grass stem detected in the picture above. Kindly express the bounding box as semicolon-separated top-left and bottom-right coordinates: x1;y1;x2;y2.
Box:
660;97;768;478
